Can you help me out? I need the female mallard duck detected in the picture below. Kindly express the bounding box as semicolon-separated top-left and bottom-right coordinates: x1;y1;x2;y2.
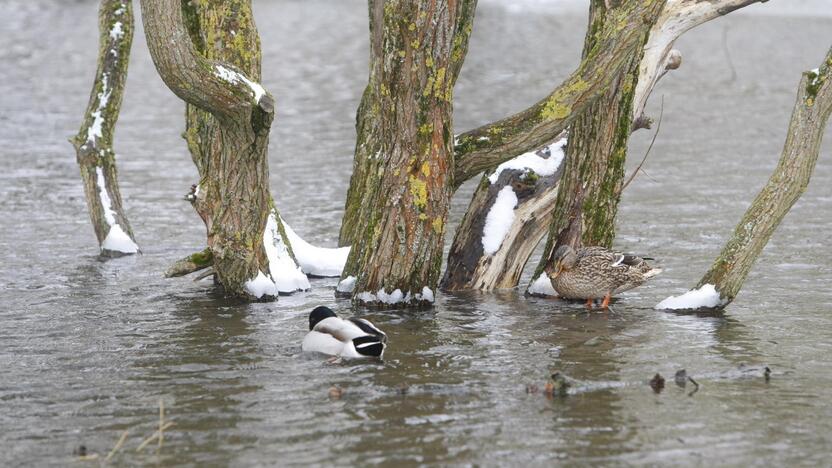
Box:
302;306;387;358
548;245;661;309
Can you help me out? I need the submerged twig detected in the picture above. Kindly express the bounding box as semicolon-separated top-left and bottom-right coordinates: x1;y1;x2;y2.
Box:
105;430;129;461
136;421;175;452
687;376;700;397
158;398;164;452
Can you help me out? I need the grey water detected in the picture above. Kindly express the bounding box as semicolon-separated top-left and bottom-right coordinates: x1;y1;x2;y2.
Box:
2;0;832;466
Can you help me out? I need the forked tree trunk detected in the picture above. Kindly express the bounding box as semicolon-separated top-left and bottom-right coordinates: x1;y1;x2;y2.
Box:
660;50;831;310
174;0;307;295
441;0;667;292
139;0;281;299
72;0;138;257
340;0;667;252
339;0;477;307
524;0;766;296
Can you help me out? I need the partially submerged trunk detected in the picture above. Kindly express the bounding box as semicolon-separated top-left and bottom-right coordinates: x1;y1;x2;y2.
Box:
339;0;476;307
72;0;138;257
177;0;308;295
139;0;287;299
441;137;566;291
658;49;832;311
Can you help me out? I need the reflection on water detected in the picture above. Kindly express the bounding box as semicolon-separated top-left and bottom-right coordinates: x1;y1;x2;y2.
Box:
2;0;832;465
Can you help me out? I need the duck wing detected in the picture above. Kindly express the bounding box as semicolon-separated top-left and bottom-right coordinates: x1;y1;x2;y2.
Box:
302;331;345;356
348;317;387;342
312;317;367;341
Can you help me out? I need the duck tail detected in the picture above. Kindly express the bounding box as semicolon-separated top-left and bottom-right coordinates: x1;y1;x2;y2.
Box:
352;336;385;358
643;267;663;279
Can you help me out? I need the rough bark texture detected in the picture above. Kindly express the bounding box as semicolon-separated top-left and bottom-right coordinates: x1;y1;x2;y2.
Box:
693;50;832;307
140;0;277;299
72;0;139;257
527;0;655;289
341;0;477;307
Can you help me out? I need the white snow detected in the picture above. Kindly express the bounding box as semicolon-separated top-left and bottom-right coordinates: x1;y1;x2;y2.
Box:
355;286;436;305
215;64;266;103
263;212;310;293
487;137;566;184
655;284;724;310
87;74;111;143
420;286;435;303
527;274;556;296
481;186;518;255
96;167;138;254
280;219;350;277
244;271;278;299
337;276;357;293
101;224;138;253
109;21;124;40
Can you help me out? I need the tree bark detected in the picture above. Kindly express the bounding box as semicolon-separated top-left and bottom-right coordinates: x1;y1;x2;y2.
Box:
522;0;765;296
670;49;832;309
139;0;283;299
72;0;138;257
451;0;667;187
340;0;477;307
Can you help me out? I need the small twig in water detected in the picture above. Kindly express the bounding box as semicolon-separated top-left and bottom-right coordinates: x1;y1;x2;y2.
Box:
158;398;164;452
721;26;737;83
621;96;664;193
136;421;175;452
687;376;700;397
105;430;129;461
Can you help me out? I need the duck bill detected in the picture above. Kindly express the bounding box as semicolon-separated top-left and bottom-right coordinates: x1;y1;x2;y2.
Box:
551;261;564;279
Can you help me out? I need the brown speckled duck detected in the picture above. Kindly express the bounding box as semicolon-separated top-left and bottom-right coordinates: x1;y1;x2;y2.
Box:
548;245;662;309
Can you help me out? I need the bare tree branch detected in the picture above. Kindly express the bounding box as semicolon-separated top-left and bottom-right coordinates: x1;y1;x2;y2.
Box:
452;0;667;185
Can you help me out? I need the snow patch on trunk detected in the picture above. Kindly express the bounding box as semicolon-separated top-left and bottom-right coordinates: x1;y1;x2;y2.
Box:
527;274;556;296
215;65;266;103
337;276;357;293
655;284;723;310
482;186;518;255
487;137;566;184
355;286;436;305
280;219;350;277
96;167;138;254
244;271;278;299
263;212;310;293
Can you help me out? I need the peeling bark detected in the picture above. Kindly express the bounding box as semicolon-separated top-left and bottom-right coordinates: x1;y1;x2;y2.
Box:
72;0;138;257
684;49;832;309
139;0;279;299
342;0;477;307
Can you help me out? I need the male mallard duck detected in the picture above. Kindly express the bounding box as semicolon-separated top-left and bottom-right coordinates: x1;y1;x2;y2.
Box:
302;306;387;358
548;245;661;309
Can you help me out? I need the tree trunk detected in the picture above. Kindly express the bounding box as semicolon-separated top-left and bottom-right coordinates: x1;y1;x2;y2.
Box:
72;0;138;257
441;137;566;291
339;0;476;307
139;0;284;299
339;0;668;251
441;0;668;293
524;0;766;296
658;49;832;310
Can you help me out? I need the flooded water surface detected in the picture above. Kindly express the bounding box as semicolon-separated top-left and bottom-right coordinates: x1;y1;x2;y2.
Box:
2;1;832;466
